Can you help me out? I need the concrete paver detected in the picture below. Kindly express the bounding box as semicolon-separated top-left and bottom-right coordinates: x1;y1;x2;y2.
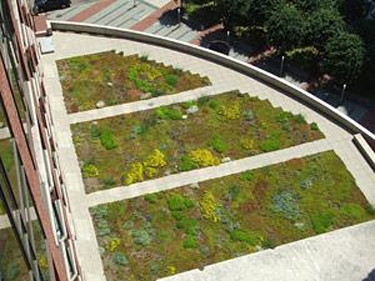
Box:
42;31;375;281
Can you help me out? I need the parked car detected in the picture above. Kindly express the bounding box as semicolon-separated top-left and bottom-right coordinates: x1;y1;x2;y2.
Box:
33;0;70;14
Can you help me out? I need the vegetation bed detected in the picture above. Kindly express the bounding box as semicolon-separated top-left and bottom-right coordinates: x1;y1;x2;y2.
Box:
72;91;324;193
90;151;374;281
56;51;211;113
0;138;17;215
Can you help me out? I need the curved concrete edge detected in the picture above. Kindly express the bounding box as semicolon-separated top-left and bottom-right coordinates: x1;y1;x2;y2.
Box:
48;20;375;149
354;134;375;170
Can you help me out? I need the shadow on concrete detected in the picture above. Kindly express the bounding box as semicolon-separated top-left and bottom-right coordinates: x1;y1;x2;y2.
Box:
363;269;375;281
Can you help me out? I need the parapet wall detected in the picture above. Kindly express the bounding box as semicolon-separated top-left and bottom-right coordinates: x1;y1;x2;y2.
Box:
49;20;375;151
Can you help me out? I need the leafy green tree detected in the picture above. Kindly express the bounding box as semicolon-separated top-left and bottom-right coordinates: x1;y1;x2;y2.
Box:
215;0;251;28
266;3;306;51
322;32;365;83
307;8;346;49
293;0;335;12
247;0;284;26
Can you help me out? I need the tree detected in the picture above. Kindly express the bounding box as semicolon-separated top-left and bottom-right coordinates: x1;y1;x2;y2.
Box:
247;0;284;26
215;0;251;28
322;32;365;84
307;8;346;49
293;0;335;12
266;4;306;51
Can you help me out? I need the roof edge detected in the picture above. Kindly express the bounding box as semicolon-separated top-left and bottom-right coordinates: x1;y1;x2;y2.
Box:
47;20;375;150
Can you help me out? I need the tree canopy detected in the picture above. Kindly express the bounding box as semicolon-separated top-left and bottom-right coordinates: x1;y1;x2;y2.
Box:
322;32;365;83
266;4;306;51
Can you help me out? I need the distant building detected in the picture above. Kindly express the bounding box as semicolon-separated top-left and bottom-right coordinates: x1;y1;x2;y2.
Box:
0;0;82;280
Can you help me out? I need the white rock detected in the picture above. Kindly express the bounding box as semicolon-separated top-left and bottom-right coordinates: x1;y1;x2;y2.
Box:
107;82;113;87
140;92;152;100
96;100;105;109
190;183;200;189
182;115;188;120
221;157;231;163
186;105;199;114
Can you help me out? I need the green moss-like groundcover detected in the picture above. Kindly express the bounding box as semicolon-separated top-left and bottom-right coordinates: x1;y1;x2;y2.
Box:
90;151;374;281
56;51;211;113
72;91;324;193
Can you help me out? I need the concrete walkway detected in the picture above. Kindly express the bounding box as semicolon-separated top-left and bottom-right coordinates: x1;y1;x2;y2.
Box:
87;139;332;207
41;31;375;281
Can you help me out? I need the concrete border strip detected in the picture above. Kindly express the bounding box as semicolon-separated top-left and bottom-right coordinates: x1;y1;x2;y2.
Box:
354;134;375;170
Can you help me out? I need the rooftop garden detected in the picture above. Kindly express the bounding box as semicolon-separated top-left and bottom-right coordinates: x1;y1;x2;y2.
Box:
0;227;29;281
56;51;211;113
72;91;324;193
0;222;50;281
0;138;17;215
90;151;374;281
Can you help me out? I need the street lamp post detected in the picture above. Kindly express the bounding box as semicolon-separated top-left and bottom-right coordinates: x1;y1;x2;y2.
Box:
280;55;285;77
340;83;347;105
177;8;181;27
133;0;137;8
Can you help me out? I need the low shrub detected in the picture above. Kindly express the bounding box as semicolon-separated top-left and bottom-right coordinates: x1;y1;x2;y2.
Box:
243;109;255;122
100;129;117;150
132;229;152;246
197;96;210;106
189;149;220;167
82;163;99;178
112;252;128;266
300;178;313;190
310;122;319;131
135;79;155;93
208;99;219;110
228;185;240;200
155;107;183;120
230;229;259;246
171;211;185;221
340;203;367;221
200;191;220;222
164;74;178;87
177;218;199;235
239;171;254;181
294;114;306;124
183;235;198;249
179;155;198;171
260;138;280;152
168;194;195;211
262;237;277;249
90;124;101;140
128;66;138;81
122;162;144;185
217;102;241;120
105;238;121;252
240;138;254;150
145;193;158;204
143;149;167;168
210;134;227;153
101;176;116;188
167;265;177;275
271;190;300;220
311;211;335;234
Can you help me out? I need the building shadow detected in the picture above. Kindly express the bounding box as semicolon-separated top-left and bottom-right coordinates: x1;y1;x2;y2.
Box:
363;269;375;281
